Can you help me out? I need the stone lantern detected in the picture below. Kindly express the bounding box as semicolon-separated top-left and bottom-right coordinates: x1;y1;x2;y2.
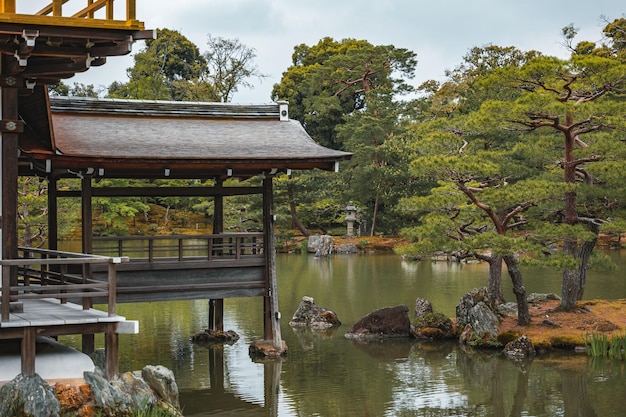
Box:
344;201;358;237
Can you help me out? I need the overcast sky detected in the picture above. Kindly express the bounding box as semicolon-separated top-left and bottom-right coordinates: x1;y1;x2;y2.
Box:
68;0;624;103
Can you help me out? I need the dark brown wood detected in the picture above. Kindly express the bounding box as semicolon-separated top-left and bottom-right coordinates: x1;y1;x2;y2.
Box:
2;69;18;290
21;327;36;376
210;179;225;331
104;329;119;380
81;176;93;254
215;299;224;332
263;177;282;349
48;177;58;251
82;334;95;355
58;185;263;198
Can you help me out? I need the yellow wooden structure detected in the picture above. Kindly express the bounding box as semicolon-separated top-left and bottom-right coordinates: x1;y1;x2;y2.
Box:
0;0;143;30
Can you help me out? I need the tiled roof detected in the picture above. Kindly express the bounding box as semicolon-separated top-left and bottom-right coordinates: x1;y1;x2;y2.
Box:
22;97;351;178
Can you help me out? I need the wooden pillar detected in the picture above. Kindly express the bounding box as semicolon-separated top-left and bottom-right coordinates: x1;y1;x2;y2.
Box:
81;176;95;353
21;327;36;376
81;176;93;254
209;178;224;331
104;328;119;380
1;62;20;295
48;177;58;251
262;177;282;349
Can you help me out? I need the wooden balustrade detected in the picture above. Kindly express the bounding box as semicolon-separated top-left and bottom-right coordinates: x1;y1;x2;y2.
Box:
93;233;264;262
0;0;139;26
0;247;128;322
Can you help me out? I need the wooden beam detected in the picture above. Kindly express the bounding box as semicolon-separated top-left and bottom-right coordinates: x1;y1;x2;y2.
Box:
58;186;263;198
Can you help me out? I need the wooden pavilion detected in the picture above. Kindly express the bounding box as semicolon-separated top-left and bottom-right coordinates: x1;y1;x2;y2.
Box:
0;1;351;381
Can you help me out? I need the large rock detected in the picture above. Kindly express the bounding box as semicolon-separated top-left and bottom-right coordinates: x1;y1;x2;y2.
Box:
142;365;180;409
84;368;134;415
289;296;341;329
335;243;359;254
345;305;411;339
503;335;536;359
455;287;496;329
0;373;60;417
456;288;501;346
314;235;334;257
414;298;433;318
410;312;456;340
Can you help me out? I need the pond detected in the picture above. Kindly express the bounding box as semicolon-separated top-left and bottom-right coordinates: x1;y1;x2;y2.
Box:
65;250;626;416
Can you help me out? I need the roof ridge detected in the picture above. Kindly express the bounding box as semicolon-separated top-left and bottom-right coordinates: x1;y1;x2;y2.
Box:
49;96;284;119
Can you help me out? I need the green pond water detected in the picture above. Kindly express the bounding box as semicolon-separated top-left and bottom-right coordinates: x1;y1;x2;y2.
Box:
63;250;626;416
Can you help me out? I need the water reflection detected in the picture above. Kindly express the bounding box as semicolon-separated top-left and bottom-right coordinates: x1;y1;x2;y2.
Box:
59;252;626;416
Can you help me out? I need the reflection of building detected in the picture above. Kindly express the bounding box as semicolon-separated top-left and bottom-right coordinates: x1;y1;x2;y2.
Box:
0;1;351;382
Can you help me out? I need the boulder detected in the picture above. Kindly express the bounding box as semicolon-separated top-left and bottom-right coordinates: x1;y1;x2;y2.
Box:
192;329;240;344
496;302;518;318
456;288;501;347
503;335;536;359
289;296;341;329
0;373;60;417
410;312;456;339
84;368;134;415
142;365;180;409
527;292;561;304
414;298;433;318
345;305;411;339
455;287;496;329
314;235;334;257
335;243;359;254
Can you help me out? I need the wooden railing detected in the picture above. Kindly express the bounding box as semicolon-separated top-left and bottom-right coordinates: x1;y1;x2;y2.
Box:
0;247;128;322
0;0;138;24
93;233;265;262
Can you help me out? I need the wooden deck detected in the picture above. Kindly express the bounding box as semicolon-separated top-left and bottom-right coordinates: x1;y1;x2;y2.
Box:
0;298;134;330
0;248;132;379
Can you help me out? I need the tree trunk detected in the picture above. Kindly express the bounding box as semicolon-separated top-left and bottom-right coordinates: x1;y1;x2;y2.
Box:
370;192;379;237
560;115;580;310
287;183;310;237
503;254;530;326
576;223;599;300
487;255;505;305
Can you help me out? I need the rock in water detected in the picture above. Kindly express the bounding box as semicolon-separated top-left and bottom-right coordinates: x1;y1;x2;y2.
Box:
289;296;341;329
345;305;411;339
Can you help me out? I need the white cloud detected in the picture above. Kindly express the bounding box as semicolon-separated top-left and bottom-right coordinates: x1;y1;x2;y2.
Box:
70;0;625;103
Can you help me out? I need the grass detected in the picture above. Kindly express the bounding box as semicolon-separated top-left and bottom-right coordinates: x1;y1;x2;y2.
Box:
584;331;626;359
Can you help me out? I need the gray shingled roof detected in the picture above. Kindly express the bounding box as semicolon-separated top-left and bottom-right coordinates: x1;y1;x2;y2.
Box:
38;97;352;177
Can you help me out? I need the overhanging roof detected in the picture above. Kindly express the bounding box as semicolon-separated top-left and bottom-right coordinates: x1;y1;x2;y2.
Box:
18;94;352;179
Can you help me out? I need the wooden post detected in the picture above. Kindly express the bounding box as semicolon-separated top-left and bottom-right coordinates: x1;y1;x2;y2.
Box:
48;177;58;251
262;177;282;349
21;327;36;376
127;0;136;21
1;59;19;305
81;176;95;352
0;0;15;14
209;178;225;331
104;328;119;380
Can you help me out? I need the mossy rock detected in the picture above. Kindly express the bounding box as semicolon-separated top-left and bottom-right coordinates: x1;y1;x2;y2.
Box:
411;312;456;340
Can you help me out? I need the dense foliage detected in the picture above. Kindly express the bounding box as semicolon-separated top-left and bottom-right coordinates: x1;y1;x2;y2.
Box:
21;18;626;317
